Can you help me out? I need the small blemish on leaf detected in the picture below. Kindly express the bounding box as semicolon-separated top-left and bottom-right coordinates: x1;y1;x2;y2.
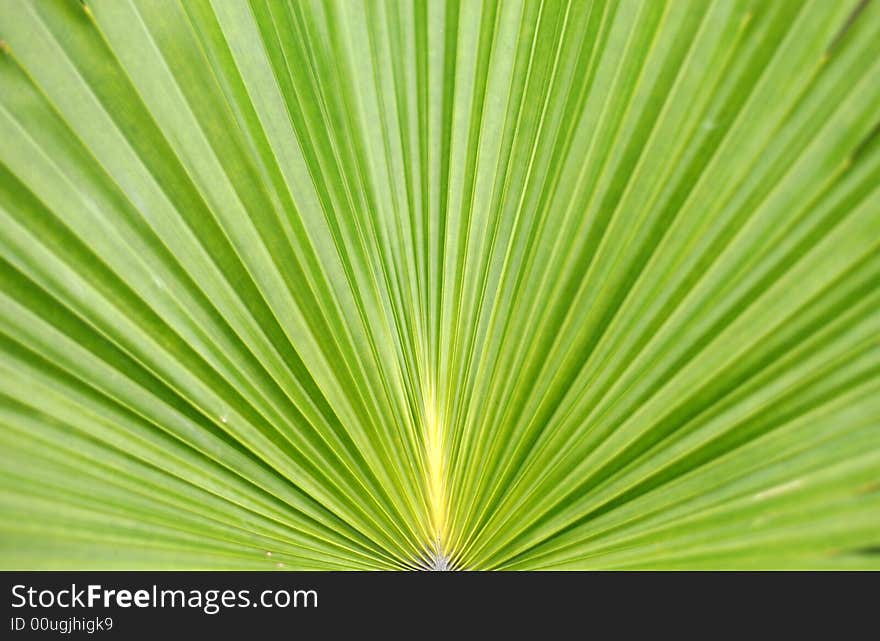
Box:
753;479;803;501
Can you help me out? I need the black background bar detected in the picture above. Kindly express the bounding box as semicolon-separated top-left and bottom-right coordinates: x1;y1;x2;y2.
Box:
1;571;876;637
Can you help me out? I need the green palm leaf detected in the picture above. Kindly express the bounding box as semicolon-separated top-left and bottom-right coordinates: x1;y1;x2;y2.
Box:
0;0;877;570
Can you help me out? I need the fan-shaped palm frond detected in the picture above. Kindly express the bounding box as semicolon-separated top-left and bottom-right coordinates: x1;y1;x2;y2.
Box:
0;0;878;570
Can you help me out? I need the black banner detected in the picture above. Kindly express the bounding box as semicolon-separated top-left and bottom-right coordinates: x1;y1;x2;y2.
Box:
1;571;875;637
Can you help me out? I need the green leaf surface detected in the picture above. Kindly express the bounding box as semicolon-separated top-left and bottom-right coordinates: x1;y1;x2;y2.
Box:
0;0;877;570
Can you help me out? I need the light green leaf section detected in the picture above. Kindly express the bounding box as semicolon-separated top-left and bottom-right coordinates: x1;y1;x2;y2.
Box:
0;0;877;570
